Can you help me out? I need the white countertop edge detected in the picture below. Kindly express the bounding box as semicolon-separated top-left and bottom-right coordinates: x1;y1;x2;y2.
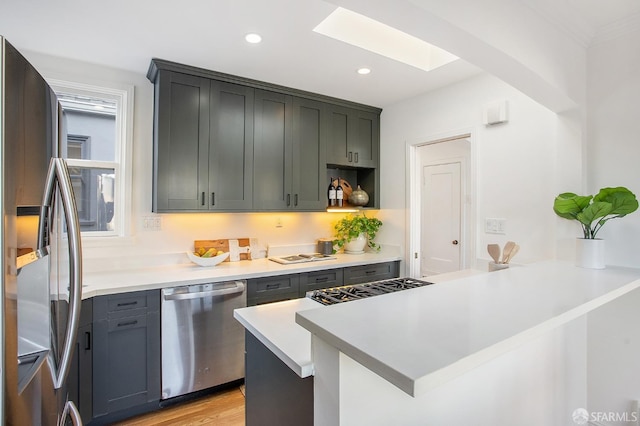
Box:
233;310;314;378
81;251;402;299
296;274;640;398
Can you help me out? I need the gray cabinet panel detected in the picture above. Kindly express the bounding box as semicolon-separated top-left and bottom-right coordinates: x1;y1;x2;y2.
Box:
343;261;399;285
292;97;326;210
326;105;379;168
253;90;293;210
92;290;161;421
209;81;254;210
154;71;209;211
247;274;299;306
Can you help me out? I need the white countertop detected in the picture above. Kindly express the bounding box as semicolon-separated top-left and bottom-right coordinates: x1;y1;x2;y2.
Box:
81;251;401;299
295;261;640;397
234;298;322;377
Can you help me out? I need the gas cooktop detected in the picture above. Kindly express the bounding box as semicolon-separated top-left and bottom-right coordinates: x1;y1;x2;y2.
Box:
307;277;434;306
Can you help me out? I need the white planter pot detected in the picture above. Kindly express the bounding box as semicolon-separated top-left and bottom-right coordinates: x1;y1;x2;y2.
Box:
575;238;605;269
344;233;367;254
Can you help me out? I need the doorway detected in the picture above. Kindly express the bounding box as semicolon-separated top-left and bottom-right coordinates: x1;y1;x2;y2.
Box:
407;134;474;278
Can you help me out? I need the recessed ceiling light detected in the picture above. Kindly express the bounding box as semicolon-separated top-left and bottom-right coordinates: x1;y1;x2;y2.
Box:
314;7;458;72
357;68;371;75
245;33;262;44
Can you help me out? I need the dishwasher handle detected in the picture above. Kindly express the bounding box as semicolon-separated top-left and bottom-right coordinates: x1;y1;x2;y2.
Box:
162;281;245;301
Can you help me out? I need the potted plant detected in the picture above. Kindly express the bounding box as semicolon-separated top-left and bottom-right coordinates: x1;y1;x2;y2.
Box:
553;186;638;268
333;213;383;254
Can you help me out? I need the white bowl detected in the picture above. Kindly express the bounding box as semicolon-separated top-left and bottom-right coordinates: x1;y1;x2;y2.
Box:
186;251;229;267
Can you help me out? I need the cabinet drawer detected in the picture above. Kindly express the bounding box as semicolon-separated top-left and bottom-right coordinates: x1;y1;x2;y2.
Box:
343;261;400;285
247;275;299;306
299;269;343;296
94;290;160;321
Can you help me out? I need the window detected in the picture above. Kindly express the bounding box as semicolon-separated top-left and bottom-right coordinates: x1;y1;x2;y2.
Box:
50;80;133;237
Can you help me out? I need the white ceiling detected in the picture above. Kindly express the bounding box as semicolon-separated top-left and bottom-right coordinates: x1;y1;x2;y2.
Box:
1;0;638;108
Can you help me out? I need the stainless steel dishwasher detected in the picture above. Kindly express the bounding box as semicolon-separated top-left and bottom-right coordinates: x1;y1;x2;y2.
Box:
161;280;246;400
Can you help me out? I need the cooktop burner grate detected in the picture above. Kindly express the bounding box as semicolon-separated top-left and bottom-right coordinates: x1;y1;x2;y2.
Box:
307;277;434;306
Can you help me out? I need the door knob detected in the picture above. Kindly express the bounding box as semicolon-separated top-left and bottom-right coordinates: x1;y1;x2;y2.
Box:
452;240;459;245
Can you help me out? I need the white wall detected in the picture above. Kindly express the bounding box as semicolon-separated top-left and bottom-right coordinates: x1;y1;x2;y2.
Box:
380;72;581;269
587;27;640;268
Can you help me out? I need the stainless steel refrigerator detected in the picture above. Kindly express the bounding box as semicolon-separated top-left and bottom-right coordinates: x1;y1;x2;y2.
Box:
1;36;83;425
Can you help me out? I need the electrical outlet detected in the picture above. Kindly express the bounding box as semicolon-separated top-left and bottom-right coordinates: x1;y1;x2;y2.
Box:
142;216;162;231
485;218;506;234
276;217;283;228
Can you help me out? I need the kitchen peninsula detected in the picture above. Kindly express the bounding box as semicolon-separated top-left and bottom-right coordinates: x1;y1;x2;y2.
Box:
236;261;640;425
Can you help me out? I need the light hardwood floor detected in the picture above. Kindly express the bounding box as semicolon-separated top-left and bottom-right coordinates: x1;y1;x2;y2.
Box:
114;387;245;426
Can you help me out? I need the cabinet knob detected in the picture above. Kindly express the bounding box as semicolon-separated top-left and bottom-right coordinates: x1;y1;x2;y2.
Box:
354;152;359;163
211;192;215;206
201;192;205;206
452;240;459;245
348;151;353;162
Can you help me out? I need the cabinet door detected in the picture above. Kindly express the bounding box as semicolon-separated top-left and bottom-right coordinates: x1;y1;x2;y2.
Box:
92;291;161;419
325;104;350;166
68;299;93;424
350;110;379;168
326;105;379;168
209;81;255;210
154;71;210;211
292;97;326;210
299;268;343;296
253;90;293;210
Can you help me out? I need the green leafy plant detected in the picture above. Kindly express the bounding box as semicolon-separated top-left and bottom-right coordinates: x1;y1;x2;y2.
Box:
553;187;638;239
333;213;383;252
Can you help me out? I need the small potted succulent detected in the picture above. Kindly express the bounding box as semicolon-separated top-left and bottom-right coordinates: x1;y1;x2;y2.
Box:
333;213;383;254
553;186;638;268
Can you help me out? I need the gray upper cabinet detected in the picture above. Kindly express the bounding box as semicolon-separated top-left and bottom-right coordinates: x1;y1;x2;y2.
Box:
326;105;379;168
150;71;254;212
153;71;210;212
209;81;254;210
253;92;326;211
291;97;326;210
253;90;293;210
148;59;381;212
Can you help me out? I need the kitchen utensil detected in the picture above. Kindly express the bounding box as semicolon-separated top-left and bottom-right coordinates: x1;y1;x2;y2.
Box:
501;241;516;263
487;244;501;264
504;244;520;264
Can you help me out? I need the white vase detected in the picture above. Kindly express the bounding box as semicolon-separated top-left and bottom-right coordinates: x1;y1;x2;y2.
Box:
344;233;367;254
575;238;605;269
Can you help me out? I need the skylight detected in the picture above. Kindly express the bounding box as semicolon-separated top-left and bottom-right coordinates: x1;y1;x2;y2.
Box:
313;7;458;72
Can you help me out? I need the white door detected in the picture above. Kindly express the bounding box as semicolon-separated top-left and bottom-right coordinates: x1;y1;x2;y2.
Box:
421;162;461;276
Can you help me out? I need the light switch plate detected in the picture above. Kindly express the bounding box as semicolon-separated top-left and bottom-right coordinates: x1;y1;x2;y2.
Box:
485;218;506;234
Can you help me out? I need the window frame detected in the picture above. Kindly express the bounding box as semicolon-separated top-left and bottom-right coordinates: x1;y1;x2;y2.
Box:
48;79;134;238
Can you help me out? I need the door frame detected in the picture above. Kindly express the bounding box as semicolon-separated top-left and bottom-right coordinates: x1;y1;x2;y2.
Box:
405;129;477;278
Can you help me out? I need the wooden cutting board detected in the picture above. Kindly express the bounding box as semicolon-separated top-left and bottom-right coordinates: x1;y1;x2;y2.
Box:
194;239;252;262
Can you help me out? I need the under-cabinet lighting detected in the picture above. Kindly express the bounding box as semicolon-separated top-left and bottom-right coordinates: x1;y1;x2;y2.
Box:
326;207;360;213
314;7;458;72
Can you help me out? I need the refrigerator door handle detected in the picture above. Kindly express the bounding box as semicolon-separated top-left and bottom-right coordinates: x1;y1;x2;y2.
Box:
37;158;58;250
49;158;83;389
60;400;82;425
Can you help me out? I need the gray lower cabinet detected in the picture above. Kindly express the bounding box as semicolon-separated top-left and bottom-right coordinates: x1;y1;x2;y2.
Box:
90;290;161;425
247;274;300;306
248;261;400;306
68;298;93;425
245;332;313;426
344;261;400;285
